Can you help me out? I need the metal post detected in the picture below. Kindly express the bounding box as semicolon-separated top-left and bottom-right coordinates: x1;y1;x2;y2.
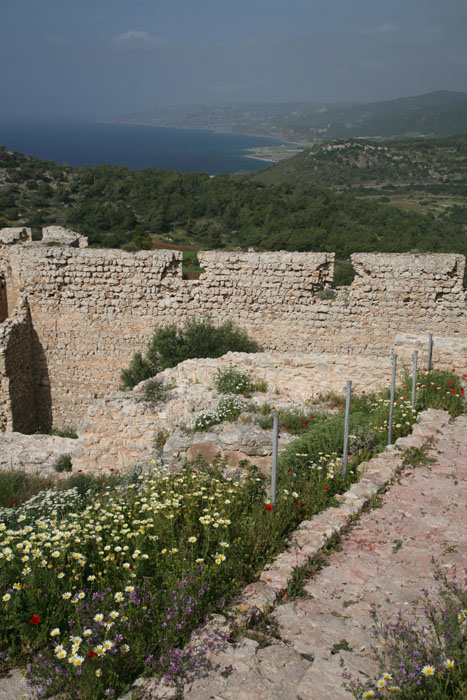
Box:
387;354;397;446
271;410;279;506
427;333;433;371
411;350;418;410
342;380;352;478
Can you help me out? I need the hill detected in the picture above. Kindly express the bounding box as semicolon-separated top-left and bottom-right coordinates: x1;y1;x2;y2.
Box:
0;145;466;285
252;134;467;227
111;91;467;143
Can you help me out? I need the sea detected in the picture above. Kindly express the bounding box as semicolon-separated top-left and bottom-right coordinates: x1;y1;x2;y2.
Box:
0;120;282;175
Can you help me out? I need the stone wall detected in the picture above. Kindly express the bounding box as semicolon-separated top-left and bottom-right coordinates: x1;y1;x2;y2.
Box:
0;227;32;245
0;238;465;428
0;300;36;432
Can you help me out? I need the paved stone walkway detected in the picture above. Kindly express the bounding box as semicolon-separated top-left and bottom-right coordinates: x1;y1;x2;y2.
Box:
167;412;467;700
2;411;466;700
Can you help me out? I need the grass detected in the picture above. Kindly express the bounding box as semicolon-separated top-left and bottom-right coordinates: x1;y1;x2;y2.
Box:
0;367;464;699
0;456;356;699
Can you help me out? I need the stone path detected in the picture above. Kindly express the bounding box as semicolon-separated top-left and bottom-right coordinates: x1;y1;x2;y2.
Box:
164;411;467;700
2;411;466;700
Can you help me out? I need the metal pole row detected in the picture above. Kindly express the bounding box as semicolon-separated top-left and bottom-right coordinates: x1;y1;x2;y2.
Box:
273;335;433;492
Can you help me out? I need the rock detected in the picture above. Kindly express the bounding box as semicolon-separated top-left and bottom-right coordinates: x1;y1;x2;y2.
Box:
186;441;223;463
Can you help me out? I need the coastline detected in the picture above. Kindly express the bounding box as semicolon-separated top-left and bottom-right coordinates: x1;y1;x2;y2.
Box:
244;144;305;163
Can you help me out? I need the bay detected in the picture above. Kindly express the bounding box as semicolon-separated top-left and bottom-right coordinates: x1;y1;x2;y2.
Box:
0;120;282;175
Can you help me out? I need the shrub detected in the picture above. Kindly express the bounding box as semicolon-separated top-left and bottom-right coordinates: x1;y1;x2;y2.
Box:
120;351;154;389
0;470;56;509
120;317;261;389
53;454;73;473
214;366;254;395
142;378;174;405
217;396;242;422
193;396;243;432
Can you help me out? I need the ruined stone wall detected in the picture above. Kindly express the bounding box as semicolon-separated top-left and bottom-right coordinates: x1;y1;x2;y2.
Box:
0;243;465;428
0;300;36;432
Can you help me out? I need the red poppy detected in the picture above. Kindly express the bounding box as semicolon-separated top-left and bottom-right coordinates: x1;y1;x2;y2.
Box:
330;404;335;409
460;388;464;395
301;419;307;425
323;416;327;420
265;504;273;511
295;500;300;506
287;469;291;473
448;380;454;386
11;500;15;505
87;650;96;658
309;415;314;419
281;589;287;596
110;468;114;472
362;390;365;394
323;486;328;491
29;614;40;625
161;441;165;446
192;469;197;473
78;469;83;473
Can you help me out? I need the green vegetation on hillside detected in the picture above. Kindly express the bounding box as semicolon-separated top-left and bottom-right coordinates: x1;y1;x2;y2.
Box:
1;144;466;285
253;134;467;237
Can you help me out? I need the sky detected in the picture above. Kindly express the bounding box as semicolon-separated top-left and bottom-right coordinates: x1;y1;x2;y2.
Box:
1;0;466;121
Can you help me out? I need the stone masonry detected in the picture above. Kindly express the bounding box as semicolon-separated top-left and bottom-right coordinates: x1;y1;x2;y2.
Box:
0;229;465;430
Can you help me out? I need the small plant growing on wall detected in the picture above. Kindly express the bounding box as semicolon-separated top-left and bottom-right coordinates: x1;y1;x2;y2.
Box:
143;379;174;405
214;366;254;396
54;454;72;473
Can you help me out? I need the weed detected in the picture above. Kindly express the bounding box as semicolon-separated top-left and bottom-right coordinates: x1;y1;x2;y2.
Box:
401;446;436;468
215;366;254;396
331;639;353;654
53;454;73;472
254;379;268;393
392;539;403;553
142;378;174;405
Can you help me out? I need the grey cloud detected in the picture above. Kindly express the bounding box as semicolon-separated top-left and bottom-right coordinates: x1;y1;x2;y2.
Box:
113;30;172;50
